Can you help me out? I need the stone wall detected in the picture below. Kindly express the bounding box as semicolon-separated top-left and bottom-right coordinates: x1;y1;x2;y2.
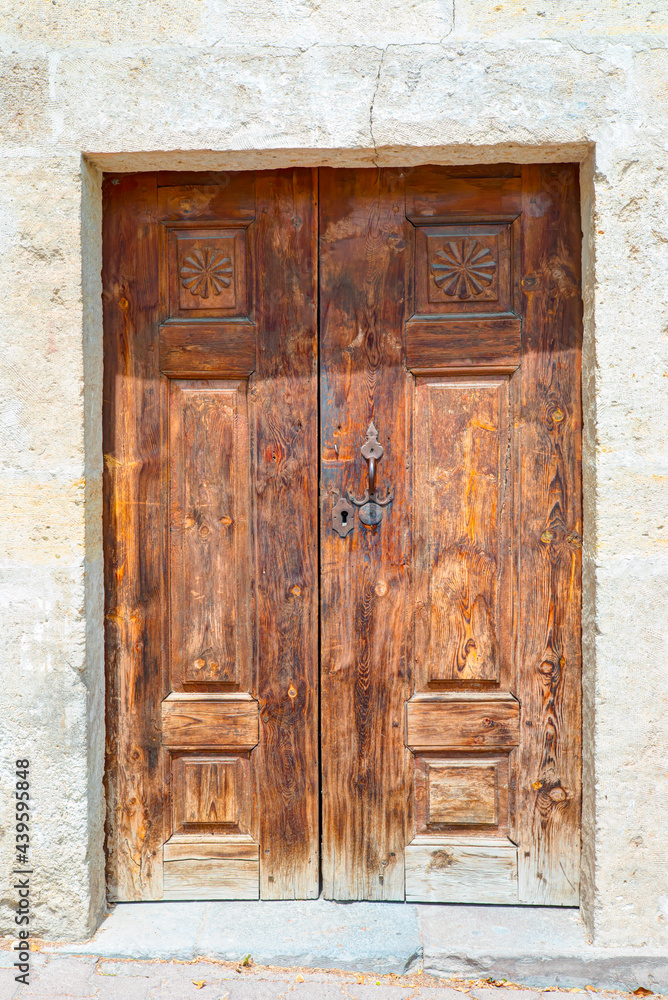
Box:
0;0;666;946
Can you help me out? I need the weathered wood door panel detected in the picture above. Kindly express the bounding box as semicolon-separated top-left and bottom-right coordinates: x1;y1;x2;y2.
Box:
319;168;410;900
104;164;582;905
104;170;319;902
318;165;581;905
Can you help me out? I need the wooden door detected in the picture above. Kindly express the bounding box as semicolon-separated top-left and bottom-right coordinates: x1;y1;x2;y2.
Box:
319;164;582;905
103;170;319;901
104;164;582;905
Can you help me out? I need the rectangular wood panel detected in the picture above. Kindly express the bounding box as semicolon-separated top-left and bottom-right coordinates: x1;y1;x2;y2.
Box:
406;319;521;371
428;763;498;825
164;836;259;861
163;859;259;900
161;695;259;749
159;323;256;377
406;172;521;222
413;753;511;839
185;761;237;824
414;377;512;689
169;379;251;690
516;164;582;905
405;840;518;903
166;226;249;320
406;697;520;750
170;754;253;835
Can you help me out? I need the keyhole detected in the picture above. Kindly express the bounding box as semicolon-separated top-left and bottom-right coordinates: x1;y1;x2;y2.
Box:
340;510;348;525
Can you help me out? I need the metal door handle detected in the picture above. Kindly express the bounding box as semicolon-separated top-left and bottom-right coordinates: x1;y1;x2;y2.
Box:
367;454;376;495
348;422;394;525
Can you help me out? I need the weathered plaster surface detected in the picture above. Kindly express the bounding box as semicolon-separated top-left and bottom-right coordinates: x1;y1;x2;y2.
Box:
0;0;666;947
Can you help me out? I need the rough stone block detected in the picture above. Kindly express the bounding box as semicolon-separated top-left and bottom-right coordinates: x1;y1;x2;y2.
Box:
0;56;49;144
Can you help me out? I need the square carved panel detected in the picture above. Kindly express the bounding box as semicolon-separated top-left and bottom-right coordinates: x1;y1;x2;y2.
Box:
428;762;497;825
167;226;249;319
413;223;513;316
414;754;512;838
171;753;251;836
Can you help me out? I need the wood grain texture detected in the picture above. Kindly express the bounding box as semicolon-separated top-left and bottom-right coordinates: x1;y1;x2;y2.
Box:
414;377;512;688
170;754;252;835
167;226;249;320
406;318;521;371
164;836;259;861
406;172;521;222
159;323;256;377
161;695;259;749
413;223;513;316
253;170;320;898
183;760;238;825
405;840;518;903
428;762;498;825
516;164;582;905
104;165;582;906
103;173;167;901
406;697;520;750
169;379;251;690
319;168;410;900
413;754;511;838
163;859;259;899
157;179;256;223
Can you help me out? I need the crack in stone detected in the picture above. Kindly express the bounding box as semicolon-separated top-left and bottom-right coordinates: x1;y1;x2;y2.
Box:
369;46;388;167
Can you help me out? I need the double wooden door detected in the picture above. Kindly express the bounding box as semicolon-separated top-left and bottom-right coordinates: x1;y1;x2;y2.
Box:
103;165;582;905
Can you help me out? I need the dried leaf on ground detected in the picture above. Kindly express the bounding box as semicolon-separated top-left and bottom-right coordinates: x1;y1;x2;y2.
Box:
192;981;206;989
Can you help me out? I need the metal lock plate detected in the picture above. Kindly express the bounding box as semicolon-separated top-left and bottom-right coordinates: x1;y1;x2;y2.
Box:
332;496;355;537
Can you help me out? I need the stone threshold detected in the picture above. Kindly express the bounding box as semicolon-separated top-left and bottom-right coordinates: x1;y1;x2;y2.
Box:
46;901;668;993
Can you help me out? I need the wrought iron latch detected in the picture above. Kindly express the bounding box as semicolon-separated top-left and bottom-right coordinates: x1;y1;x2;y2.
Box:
348;422;394;526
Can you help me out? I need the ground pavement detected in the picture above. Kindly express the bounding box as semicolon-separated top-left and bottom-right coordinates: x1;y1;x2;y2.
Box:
0;955;665;1000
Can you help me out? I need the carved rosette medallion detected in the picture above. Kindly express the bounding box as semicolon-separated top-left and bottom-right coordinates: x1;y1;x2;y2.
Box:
431;238;497;299
179;247;233;298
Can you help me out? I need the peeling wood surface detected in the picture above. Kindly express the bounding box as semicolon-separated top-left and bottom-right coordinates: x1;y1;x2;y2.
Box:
163;837;259;861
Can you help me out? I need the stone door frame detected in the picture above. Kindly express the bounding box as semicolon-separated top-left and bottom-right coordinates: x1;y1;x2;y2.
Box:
79;142;597;937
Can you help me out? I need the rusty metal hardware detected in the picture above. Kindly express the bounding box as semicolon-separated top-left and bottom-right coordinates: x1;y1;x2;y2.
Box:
332;494;355;537
348;422;394;526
